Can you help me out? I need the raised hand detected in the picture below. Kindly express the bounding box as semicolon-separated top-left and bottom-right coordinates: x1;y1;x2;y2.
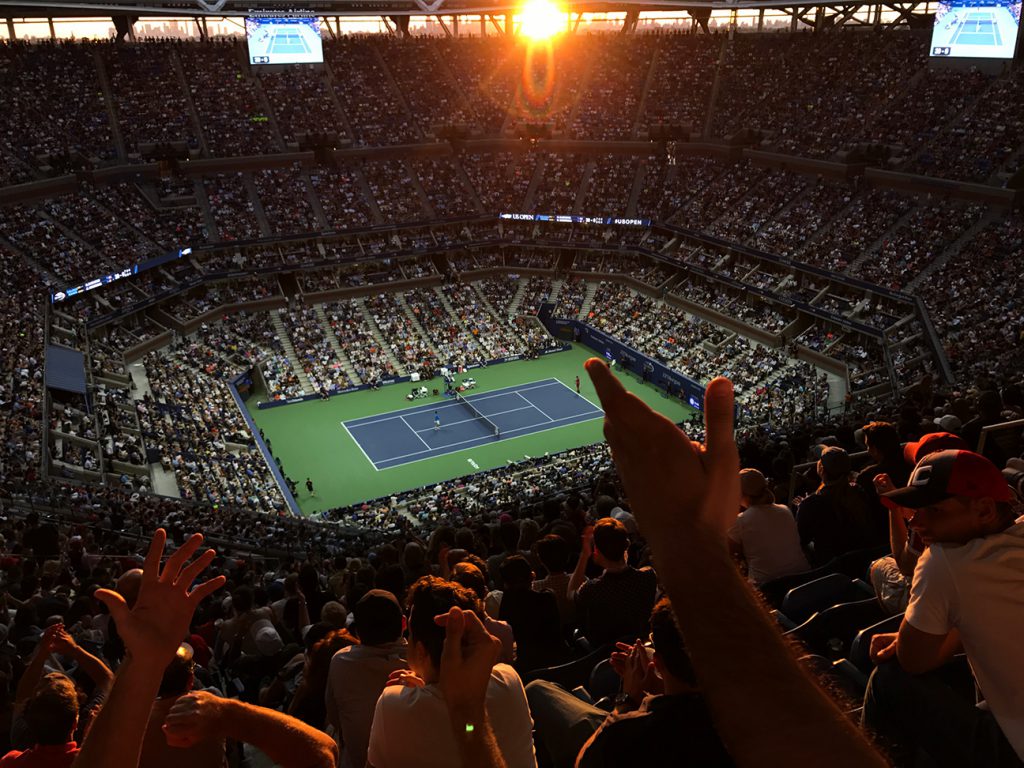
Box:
434;606;501;720
385;669;425;688
585;358;739;541
94;529;225;667
163;690;225;748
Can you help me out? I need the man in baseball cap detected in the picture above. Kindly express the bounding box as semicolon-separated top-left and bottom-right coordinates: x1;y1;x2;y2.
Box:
863;450;1024;767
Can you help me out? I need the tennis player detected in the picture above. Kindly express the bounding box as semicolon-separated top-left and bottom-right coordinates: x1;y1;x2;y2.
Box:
434;411;441;431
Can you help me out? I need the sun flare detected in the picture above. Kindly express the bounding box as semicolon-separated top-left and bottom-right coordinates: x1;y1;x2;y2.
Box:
519;0;564;40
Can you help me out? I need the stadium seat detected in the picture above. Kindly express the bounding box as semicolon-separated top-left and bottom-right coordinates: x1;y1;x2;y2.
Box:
831;544;892;580
587;658;621;703
779;574;875;625
845;612;906;677
785;598;887;660
522;645;611;692
759;561;840;609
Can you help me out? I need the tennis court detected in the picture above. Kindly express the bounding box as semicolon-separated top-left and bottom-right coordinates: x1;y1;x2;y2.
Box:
951;12;1003;45
343;378;603;470
270;30;313;55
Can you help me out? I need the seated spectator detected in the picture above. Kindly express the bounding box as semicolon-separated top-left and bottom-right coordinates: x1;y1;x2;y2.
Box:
1;673;80;767
532;535;575;632
449;562;515;665
728;469;809;586
366;576;536;767
856;421;912;531
496;556;569;673
569;519;658;647
326;589;408;768
796;446;877;566
528;596;733;768
869;431;969;614
863;450;1024;767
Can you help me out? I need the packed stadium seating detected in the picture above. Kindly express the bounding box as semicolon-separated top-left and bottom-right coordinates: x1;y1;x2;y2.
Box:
0;27;1023;768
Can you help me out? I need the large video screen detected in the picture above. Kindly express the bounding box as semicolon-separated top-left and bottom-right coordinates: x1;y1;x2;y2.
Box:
246;15;323;65
930;0;1021;58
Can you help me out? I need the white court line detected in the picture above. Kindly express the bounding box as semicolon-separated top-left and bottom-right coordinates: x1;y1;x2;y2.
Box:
340;421;381;472
411;404;538;433
549;377;605;415
375;410;605;470
517;390;553;422
400;415;432;449
375;410;603;467
345;379;563;429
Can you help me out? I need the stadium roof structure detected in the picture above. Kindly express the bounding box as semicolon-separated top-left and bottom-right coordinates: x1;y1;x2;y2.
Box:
0;0;941;17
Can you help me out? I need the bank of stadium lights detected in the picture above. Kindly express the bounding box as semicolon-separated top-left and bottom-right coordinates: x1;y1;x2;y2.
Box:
519;0;564;39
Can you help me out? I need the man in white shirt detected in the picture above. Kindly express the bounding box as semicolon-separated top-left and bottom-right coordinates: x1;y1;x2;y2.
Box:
863;449;1024;767
366;576;536;768
728;469;809;586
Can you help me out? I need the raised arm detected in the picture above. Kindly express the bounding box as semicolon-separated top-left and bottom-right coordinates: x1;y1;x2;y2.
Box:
14;624;61;710
566;527;593;599
585;359;888;768
52;627;114;692
72;530;225;768
163;692;338;768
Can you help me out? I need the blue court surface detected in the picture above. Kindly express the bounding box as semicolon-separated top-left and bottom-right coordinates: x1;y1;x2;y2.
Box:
342;378;604;470
952;13;1002;45
271;32;312;54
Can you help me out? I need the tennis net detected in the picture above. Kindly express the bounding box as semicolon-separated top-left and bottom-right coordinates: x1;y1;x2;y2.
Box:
455;391;500;438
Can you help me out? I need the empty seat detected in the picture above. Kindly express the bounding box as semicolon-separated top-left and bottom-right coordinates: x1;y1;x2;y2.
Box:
780;573;875;625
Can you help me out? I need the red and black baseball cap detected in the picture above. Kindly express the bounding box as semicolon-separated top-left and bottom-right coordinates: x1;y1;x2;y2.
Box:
883;450;1012;509
902;432;969;466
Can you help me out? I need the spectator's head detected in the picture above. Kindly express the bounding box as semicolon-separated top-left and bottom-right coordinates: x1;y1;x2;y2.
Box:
535;534;570;576
592;518;629;568
158;643;196;699
402;542;426;573
231;586;254;615
817;446;851;486
406;576;478;680
978;390;1003;420
320;600;347;628
861;422;901;464
902;431;969;466
25;673;78;746
650;598;697;691
498;521;520;553
518;518;540;550
374;564;406;604
352;589;403;646
739;468;774;507
884;450;1015;545
450;561;488;601
499;555;533;591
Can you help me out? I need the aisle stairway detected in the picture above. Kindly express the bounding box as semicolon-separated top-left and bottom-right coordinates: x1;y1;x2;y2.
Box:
506;276;531;316
313;304;362;385
576;281;600;321
354;297;406;373
270;309;314;393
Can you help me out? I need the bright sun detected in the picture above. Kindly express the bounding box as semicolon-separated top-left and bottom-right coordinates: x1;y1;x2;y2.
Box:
519;0;564;40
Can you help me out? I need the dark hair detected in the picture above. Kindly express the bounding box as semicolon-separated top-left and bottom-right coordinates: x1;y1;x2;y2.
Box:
232;586;254;614
592;518;629;562
535;534;570;574
374;564;406;603
450;562;487;601
499;555;532;589
650;599;695;686
25;674;79;745
406;576;478;671
158;646;195;699
498;521;520;553
862;422;900;457
353;590;404;646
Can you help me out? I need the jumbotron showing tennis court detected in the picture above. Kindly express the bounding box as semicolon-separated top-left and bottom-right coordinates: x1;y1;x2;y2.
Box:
342;379;604;470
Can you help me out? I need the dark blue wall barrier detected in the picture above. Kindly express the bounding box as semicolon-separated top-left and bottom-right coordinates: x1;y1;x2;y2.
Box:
226;369;301;516
538;305;704;410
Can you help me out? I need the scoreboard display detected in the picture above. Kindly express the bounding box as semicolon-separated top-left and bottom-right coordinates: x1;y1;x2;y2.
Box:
245;14;323;66
930;0;1021;58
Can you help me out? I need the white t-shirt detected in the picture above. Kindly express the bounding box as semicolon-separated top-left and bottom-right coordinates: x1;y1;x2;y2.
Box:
728;503;810;585
907;516;1024;759
367;663;536;768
